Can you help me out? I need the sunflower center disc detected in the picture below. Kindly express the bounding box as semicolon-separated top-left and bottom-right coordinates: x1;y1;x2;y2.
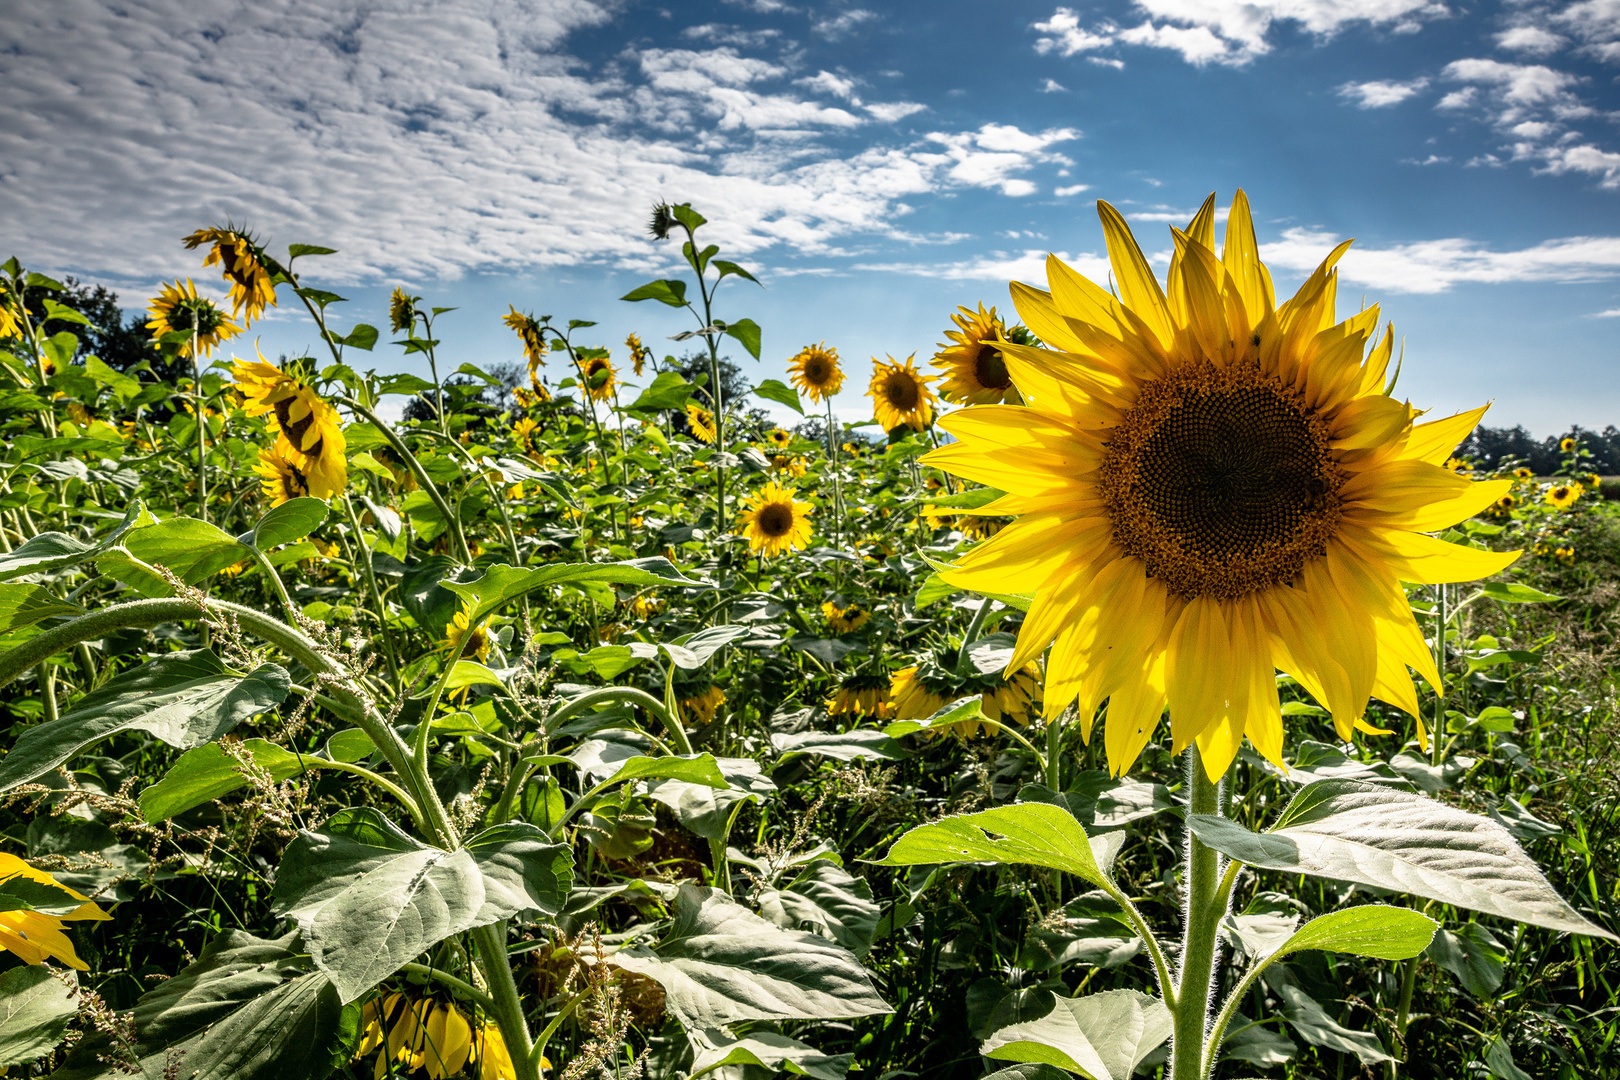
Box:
885;377;918;410
973;344;1010;391
274;394;317;451
1101;364;1343;600
758;503;794;537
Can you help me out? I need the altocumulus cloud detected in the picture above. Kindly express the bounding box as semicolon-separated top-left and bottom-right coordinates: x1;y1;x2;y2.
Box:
0;0;1075;284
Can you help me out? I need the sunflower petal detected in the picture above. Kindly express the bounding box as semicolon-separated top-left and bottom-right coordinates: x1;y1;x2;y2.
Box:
1097;201;1173;347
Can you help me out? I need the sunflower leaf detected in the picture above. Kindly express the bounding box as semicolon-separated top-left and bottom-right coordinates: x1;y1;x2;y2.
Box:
0;965;78;1068
753;378;804;415
621;279;688;307
980;989;1172;1080
876;802;1120;891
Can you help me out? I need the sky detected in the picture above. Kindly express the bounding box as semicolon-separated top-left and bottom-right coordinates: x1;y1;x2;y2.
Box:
3;0;1619;435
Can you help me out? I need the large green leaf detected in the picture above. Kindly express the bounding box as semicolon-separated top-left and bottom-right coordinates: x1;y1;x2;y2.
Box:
1263;905;1437;963
0;502;144;582
137;738;310;822
1188;779;1615;939
441;558;701;624
598;753;730;791
769;729;909;762
243;497;329;550
49;931;343;1080
273;808;572;1002
645;756;773;840
111;516;252;592
0;583;80;633
689;1029;849;1080
753;378;804;415
1274;983;1391;1066
0;966;77;1068
608;883;891;1028
980;990;1173;1080
0;651;289;793
757;860;881;960
876;803;1122;891
627;372;695;412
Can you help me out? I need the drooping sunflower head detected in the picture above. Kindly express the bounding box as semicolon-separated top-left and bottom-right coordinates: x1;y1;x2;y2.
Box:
512;386;539;410
513;416;540;451
626;332;651;376
231;354;347;498
145;278;243;357
788;342;845;402
445;604;493;663
682;682;727;725
649;201;678;241
868;354;937;433
1545;482;1583;509
822;600;871;635
932;303;1022;405
737;481;813;556
355;993;476;1079
182;226;277;325
765;427;793;449
389;288;418;333
0;852;112;970
504;306;547;386
253;441;309;506
1587;472;1603;491
578;352;617;401
924;191;1519;780
686;403;717;443
829;672;891;718
0;280;17;340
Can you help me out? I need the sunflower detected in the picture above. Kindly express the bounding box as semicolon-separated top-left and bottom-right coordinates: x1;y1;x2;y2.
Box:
765;427;794;449
1545;482;1583;509
182;227;277;325
868;354;937;433
788;342;845;402
1490;493;1518;518
578;352;617;402
253;442;308;506
389;288;418;333
829;672;891;718
686;403;717;443
933;303;1022;405
768;454;807;478
683;683;727;725
1560;436;1578;453
0;282;17;340
1554;545;1575;563
512;416;539;452
0;853;112;970
890;654;1044;737
445;604;493;662
1513;467;1533;479
822;600;871;635
231;357;348;498
503;307;547;389
1443;456;1468;474
923;192;1518;780
355;994;516;1080
888;666;947;723
629;594;665;620
737;481;813;556
512;387;538;410
627;332;651;376
145;279;242;357
1586;472;1603;491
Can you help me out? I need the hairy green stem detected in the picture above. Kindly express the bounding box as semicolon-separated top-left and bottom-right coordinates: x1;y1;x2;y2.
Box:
1171;745;1225;1080
470;922;537;1080
339;495;401;681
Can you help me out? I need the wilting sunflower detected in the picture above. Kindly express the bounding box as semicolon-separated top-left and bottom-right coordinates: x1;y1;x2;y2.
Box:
254;441;309;506
737;481;813;556
764;427;794;449
788;342;845;402
924;192;1518;780
512;386;539;410
445;603;493;662
577;352;617;402
504;307;546;388
0;853;112;970
822;600;871;634
1586;472;1603;491
829;672;891;718
889;654;1044;737
1545;482;1583;509
231;356;348;498
933;303;1022;405
627;332;651;376
145;279;242;357
683;682;727;725
686;403;717;443
183;226;277;325
868;354;937;433
389;288;418;333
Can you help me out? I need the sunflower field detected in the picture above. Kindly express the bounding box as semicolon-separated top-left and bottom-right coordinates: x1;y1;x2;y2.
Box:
0;195;1617;1080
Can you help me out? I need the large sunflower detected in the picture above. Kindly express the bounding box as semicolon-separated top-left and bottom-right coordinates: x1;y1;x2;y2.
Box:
932;303;1021;405
737;481;813;556
231;357;348;498
868;355;937;433
254;441;309;506
145;279;242;357
182;227;277;325
788;342;845;402
925;192;1518;780
0;853;112;970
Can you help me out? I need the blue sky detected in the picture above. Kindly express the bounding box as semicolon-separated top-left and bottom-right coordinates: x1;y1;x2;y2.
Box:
3;0;1619;434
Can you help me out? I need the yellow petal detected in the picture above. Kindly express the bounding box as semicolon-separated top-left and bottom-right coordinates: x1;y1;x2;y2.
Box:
1103;652;1168;777
1222;190;1273;326
1400;404;1491;464
1097;200;1173;348
1380;531;1522;584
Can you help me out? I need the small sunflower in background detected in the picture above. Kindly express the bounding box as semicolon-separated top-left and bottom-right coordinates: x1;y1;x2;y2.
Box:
628;593;665;621
682;680;727;725
511;386;539;410
254;441;309;506
445;603;493;663
1490;493;1518;519
626;332;651;376
1561;436;1578;453
1545;482;1583;509
868;355;936;433
932;303;1021;405
1443;456;1469;474
1555;545;1576;563
512;416;540;452
822;600;871;635
788;342;845;402
768;453;807;478
829;672;891;718
577;351;617;401
764;427;794;449
686;403;717;443
389;287;419;333
503;307;548;390
231;355;348;498
355;993;524;1080
889;653;1044;737
737;481;813;556
182;226;278;325
1586;472;1603;491
1513;467;1533;479
0;853;112;969
146;278;242;357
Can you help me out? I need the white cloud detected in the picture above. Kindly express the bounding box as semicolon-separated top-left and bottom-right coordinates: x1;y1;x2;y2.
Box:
1439;56;1619;187
1495;24;1567;55
865;101;928;122
1592;306;1620;316
811;8;876;39
1262;227;1620;293
1339;77;1430;107
798;69;859;100
855;249;1115;284
0;0;1066;285
1553;0;1620;61
1054;184;1090;196
1039;77;1068;92
1442;58;1582;109
1032;0;1448;67
1089;56;1127;68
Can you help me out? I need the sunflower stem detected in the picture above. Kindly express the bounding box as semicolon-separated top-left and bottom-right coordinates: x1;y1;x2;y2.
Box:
1431;583;1447;768
339;396;474;564
1171;745;1226;1080
955;595;994;677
